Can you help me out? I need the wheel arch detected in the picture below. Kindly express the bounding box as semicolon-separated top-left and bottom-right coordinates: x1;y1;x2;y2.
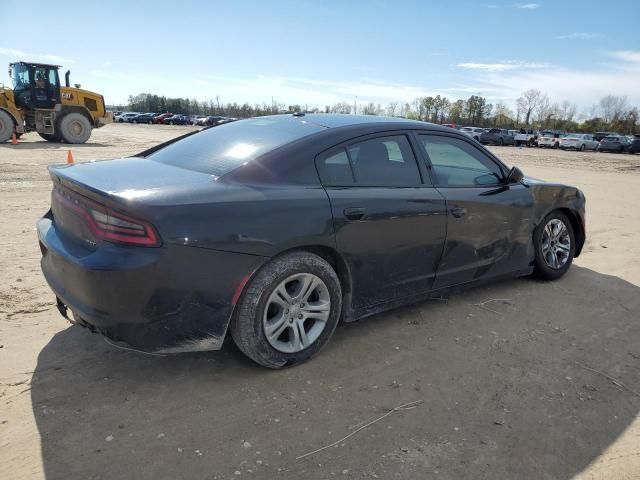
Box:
57;105;94;126
232;244;354;324
536;207;585;258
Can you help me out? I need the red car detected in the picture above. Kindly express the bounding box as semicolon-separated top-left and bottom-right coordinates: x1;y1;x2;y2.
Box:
152;113;174;124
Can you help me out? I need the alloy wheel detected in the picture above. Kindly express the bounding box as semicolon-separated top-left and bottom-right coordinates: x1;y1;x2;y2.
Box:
262;273;331;353
541;219;571;269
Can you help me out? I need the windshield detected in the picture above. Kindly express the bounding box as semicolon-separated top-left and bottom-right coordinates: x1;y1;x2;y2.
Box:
149;116;325;176
10;63;30;90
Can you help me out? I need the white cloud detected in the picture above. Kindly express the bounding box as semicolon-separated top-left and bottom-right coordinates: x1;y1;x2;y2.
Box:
0;47;73;64
514;3;540;9
456;61;551;72
555;32;602;40
456;65;640;110
607;50;640;64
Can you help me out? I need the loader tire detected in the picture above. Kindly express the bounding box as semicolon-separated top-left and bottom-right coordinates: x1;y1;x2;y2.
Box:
0;110;14;143
59;113;92;144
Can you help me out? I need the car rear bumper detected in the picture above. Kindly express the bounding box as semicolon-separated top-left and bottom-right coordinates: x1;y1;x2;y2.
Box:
37;213;265;353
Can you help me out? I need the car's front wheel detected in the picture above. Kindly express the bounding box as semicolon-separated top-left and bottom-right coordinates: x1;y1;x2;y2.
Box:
533;211;575;280
231;251;342;368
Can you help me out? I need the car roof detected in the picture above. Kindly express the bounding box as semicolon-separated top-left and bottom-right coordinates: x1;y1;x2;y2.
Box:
265;113;448;132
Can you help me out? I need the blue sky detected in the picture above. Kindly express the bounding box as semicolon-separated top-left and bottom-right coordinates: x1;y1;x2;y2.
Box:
1;0;639;114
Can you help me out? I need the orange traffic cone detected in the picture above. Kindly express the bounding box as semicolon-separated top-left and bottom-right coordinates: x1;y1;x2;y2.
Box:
11;133;17;145
66;150;74;164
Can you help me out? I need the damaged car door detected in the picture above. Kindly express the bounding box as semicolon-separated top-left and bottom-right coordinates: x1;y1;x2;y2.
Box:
316;132;447;310
417;133;535;289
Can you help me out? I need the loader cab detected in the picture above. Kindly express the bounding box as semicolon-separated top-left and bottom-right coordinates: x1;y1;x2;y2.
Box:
9;62;61;110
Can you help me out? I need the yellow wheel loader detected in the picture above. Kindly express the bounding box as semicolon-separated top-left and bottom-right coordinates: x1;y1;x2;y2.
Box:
0;61;112;144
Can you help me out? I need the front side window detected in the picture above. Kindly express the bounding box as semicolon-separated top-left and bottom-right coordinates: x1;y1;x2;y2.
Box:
347;135;422;187
419;135;504;187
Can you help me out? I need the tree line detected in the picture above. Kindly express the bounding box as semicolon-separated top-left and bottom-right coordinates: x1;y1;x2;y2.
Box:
116;90;639;134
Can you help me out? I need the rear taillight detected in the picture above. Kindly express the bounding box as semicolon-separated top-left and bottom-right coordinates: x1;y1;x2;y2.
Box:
54;190;160;246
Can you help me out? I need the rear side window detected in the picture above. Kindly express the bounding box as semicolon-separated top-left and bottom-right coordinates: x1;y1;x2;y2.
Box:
149;117;325;176
347;135;421;187
316;149;354;186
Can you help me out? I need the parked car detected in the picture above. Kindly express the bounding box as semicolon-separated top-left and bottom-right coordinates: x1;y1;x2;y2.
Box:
514;128;538;147
130;113;156;124
164;114;189;125
538;131;565;149
203;116;227;126
594;132;616;142
597;135;631;153
559;133;598;151
479;128;515;146
152;113;174;124
440;123;458;129
116;112;139;123
460;126;486;141
37;114;586;367
628;134;640;154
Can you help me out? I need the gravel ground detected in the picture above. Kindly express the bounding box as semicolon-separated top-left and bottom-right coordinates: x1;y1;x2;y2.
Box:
1;123;640;480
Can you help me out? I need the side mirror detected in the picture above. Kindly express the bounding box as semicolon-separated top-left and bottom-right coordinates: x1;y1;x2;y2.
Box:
506;166;524;184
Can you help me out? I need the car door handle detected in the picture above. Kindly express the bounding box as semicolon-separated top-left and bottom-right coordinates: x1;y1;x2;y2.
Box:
343;207;366;221
450;206;467;218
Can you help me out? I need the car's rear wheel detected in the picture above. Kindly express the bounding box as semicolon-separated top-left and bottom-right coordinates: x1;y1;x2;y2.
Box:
579;144;585;151
498;138;504;146
533;211;575;280
230;251;342;368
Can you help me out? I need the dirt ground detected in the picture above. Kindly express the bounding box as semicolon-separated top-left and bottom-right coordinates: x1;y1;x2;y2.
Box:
1;123;640;480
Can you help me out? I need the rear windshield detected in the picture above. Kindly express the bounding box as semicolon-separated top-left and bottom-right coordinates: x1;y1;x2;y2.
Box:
149;117;325;176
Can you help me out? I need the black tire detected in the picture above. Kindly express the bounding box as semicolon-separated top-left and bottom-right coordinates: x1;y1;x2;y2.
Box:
38;132;60;142
498;138;504;146
230;251;342;368
579;144;585;151
0;109;14;143
58;112;92;144
532;211;575;281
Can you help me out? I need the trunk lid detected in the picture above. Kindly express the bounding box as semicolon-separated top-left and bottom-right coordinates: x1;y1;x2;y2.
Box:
48;157;218;248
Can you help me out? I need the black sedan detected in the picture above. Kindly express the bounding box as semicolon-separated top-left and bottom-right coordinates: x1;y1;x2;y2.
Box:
130;113;156;124
164;114;190;125
597;135;630;153
479;128;515;146
37;114;586;367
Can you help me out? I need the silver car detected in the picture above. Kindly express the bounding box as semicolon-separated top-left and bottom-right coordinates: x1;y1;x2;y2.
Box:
559;133;598;151
460;126;486;141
